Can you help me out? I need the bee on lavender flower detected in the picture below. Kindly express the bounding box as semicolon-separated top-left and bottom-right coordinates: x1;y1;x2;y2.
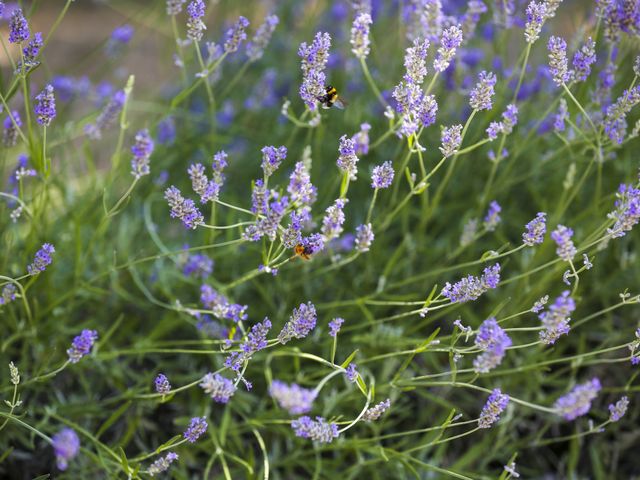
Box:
294;243;313;260
317;85;346;110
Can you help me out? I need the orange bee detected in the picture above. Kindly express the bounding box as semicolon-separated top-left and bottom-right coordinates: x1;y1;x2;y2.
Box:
294;243;313;260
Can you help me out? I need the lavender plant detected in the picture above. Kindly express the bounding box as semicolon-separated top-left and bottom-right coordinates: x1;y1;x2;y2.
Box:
1;1;639;478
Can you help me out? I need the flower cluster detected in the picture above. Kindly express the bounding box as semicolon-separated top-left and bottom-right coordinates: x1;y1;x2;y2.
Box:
183;416;208;442
261;145;287;177
523;212;547;246
355;223;374;252
539;291;575;344
270;380;317;414
350;13;372;59
200;285;248;323
148;452;178;476
483;201;502;231
337;135;359;180
352;123;371;155
130;129;154;179
551;224;577;262
441;264;501;304
321;199;347;241
28;243;55;275
524;1;548;44
608;396;629;422
85;90;126;139
298;32;331;109
392;39;438;137
478;389;509;428
371;161;395;189
52;428;80;471
35;84;56;126
554;378;601;421
67;329;98;363
434;25;462;72
224;16;250;53
224;317;271;373
607;184;640;238
439;124;462;157
246;14;278;61
199;373;237;403
473;318;512;373
487;104;518;140
363;399;391;421
278;302;317;344
292;416;339;443
186;0;206;42
328;318;344;337
164;186;204;229
548;36;569;85
469;71;497;111
154;373;171;394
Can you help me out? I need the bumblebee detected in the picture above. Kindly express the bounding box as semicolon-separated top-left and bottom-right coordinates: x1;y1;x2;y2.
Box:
317;85;346;109
294;243;313;260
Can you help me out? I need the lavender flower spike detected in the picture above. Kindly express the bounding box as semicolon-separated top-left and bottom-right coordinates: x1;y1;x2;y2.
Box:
441;263;501;304
246;14;279;61
67;329;98;363
28;243;55;275
148;452;179;476
551;224;577;261
607;184;640;238
548;36;569;86
337;135;359;180
608;396;629;422
371;161;394;189
270;380;317;414
130;129;154;179
328;317;344;337
363;399;391;421
9;8;29;44
350;12;372;59
439;124;462;157
355;223;374;252
35;85;56;126
554;378;601;420
224;16;250;53
261;145;287;177
183;416;208;442
292;416;339;443
164;186;204;229
52;428;80;471
199;373;237;403
483;201;502;231
469;71;497;111
478;389;509;428
278;302;317;344
523;212;547;246
154;373;171;394
186;0;206;42
434;25;463;72
473;318;512;373
539;291;575;344
524;1;548;44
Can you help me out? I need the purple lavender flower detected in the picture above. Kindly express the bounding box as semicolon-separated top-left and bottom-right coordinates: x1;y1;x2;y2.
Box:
106;24;134;55
478;389;509;428
554;378;601;421
200;285;248;323
199;373;236;403
247;14;279;61
393;82;438;137
321;199;347;241
52;428;80;471
553;98;569;132
188;163;217;203
35;85;56;126
571;37;596;82
603;86;640;144
405;41;431;89
19;31;42;72
351;12;372;59
67;329;98;363
328;317;344;337
298;32;331;109
224;16;250;53
439;124;462;157
85;90;126;139
441;263;501;303
355;223;374;252
486;121;501;140
155;373;171;394
469;71;496;111
523;212;547;246
608;396;629;422
183;416;208;442
434;24;462;72
300;233;325;256
278;302;317;344
186;0;206;42
164;186;204;229
261;145;287;177
352;123;371;155
166;0;186;15
337;135;359;180
461;1;487;39
130;129;153;179
270;380;317;414
9;8;29;44
473;318;512;373
524;1;548;44
551;224;577;261
0;284;17;306
363;399;391;421
483;201;502;231
182;252;213;278
288;161;317;206
548;36;569;86
225;317;272;372
3;111;22;147
500;104;518;134
345;363;358;382
539;291;575;344
148;452;179;476
607;184;640;238
292;416;339;443
371;161;394;189
27;243;55;275
157;116;176;144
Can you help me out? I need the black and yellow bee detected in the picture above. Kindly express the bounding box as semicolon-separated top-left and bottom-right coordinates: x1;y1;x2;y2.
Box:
317;85;346;110
294;243;313;260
